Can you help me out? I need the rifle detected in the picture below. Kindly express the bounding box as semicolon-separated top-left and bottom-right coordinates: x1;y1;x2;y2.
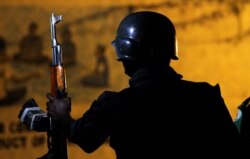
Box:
18;13;68;159
45;12;68;159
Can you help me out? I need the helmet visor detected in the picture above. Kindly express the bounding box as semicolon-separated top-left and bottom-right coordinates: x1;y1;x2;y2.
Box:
112;38;137;61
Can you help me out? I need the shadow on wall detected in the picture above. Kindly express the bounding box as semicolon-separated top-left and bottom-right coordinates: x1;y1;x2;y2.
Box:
81;43;109;87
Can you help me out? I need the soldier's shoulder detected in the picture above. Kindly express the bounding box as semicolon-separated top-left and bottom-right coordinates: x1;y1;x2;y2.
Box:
180;80;221;94
97;90;119;102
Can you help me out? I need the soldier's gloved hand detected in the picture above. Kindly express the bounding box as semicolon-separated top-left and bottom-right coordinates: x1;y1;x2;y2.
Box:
46;93;71;121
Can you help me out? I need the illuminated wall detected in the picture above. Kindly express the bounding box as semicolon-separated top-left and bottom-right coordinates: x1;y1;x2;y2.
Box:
0;0;250;159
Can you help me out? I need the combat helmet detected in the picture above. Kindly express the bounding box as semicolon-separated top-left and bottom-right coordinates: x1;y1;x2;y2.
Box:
112;11;178;62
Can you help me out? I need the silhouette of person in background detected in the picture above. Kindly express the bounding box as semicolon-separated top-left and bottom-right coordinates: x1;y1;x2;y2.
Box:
93;44;109;84
46;11;246;158
61;25;77;66
0;36;8;61
0;35;27;106
13;21;49;64
81;43;109;87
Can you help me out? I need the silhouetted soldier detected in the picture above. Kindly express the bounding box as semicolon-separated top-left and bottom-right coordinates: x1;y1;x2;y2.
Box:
46;11;245;158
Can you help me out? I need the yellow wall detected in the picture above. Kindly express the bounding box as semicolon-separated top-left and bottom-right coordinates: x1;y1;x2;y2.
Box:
0;0;250;159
